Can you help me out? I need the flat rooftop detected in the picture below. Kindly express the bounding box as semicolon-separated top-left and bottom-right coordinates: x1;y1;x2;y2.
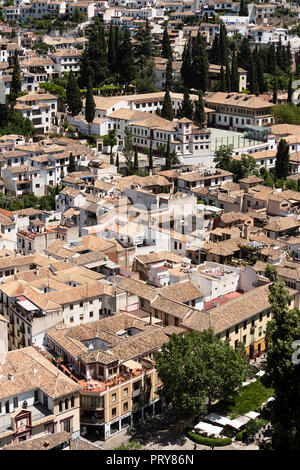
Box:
208;128;261;151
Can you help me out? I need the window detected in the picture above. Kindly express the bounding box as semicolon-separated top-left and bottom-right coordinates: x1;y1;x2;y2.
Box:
235;339;238;349
80;314;84;321
34;390;39;402
243;335;246;344
235;325;239;334
243;321;247;330
112;393;116;403
112;407;117;416
124;388;128;397
70;304;73;310
89;312;93;318
62;418;71;433
65;398;69;410
14;397;18;409
70;316;74;323
226;329;230;339
43;393;47;406
59;401;63;412
124;402;128;412
79;302;83;308
259;313;263;322
71;396;75;408
259;326;262;336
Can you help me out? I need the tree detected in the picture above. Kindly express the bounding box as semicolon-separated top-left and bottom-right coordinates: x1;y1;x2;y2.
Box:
66;71;82;116
257;50;266;94
237;37;251;72
165;55;173;91
225;58;231;93
275;139;289;180
219;23;228;67
119;28;135;86
133;146;139;174
107;22;116;74
161;88;174;121
154;329;249;418
191;31;208;92
10;49;21;103
272;76;278;104
123;126;134;175
181;41;193;89
116;152;119;170
85;75;95;134
149;139;153;171
209;34;220;65
231;50;239;92
287;75;293;104
67;152;76;173
162;26;172;59
214;144;233;171
264;266;300;450
72;6;85;23
193;91;206;127
219;66;226;92
103;129;117;157
165;135;171;170
249;54;259;96
181;88;194;119
239;0;248;16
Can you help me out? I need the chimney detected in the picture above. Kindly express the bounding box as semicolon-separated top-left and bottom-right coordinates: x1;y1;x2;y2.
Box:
244;222;250;241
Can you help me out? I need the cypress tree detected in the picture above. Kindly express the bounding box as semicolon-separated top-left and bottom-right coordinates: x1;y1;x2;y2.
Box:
116;152;119;169
134;147;139;174
114;26;120;66
249;54;259;96
287;75;293;103
10;49;21;103
67;152;76;173
237;37;251;73
275;139;289;180
239;0;248;16
110;152;114;165
165;55;173;91
181;41;193;89
66;71;82;116
219;24;228;67
267;44;277;75
273;76;278;104
162;26;172;59
231;50;239;92
181;88;194;119
257;50;266;94
225;58;231;93
85;75;95;135
149;139;153;171
107;22;116;74
209;34;220;65
191;31;208;92
119;28;135;86
219;66;226;92
193;91;206;127
161;88;174;121
165;135;171;170
156;106;161;116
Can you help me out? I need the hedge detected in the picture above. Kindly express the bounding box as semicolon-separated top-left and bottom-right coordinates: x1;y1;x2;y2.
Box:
186;430;232;447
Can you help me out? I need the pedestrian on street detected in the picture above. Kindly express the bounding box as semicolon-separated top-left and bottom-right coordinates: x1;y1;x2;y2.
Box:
194;442;197;451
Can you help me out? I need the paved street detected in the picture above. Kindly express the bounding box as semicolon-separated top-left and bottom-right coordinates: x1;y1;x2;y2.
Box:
92;410;267;451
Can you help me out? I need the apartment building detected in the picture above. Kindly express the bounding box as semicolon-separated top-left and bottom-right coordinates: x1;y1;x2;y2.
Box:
0;346;80;447
49;48;83;77
44;313;184;440
204;92;274;130
181;283;298;358
14;93;58;134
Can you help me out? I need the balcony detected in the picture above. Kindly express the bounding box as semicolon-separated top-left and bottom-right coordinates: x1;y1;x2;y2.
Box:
132;387;143;398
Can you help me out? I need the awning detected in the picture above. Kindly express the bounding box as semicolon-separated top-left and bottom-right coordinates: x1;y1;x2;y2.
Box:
194;421;223;435
122;360;141;370
204;413;232;427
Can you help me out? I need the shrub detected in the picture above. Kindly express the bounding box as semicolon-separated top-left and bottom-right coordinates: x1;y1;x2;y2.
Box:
186;430;232;447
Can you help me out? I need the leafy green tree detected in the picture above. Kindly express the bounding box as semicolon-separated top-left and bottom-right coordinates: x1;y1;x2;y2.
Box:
66;71;82;116
103;129;117;157
161;88;174;121
23;193;38;209
85;75;95;134
214;144;233;171
154;329;249;418
72;6;85;23
275;139;289;180
264;266;300;450
67;152;76;173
